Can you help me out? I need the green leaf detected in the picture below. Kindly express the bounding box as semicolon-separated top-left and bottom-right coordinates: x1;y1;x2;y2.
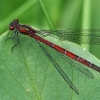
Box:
0;30;100;100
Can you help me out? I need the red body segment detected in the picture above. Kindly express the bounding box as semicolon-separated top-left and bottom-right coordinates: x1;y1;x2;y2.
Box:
9;19;100;73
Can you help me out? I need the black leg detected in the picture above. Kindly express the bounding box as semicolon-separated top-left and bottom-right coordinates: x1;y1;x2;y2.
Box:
6;30;18;41
11;31;19;52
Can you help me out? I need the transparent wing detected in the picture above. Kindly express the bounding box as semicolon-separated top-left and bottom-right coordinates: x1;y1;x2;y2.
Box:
58;51;94;79
36;40;79;95
37;29;100;45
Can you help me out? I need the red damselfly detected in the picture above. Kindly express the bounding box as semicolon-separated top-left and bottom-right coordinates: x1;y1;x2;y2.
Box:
9;19;100;95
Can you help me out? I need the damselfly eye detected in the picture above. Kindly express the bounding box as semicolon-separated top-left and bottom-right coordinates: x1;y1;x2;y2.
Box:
9;26;15;30
9;19;19;30
13;19;19;24
9;19;100;95
10;19;19;25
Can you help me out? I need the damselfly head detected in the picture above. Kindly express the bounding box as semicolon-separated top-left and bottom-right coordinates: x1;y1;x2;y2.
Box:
9;19;19;30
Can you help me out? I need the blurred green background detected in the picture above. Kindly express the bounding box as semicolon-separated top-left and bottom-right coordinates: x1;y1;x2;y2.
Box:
0;0;100;58
0;0;100;99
